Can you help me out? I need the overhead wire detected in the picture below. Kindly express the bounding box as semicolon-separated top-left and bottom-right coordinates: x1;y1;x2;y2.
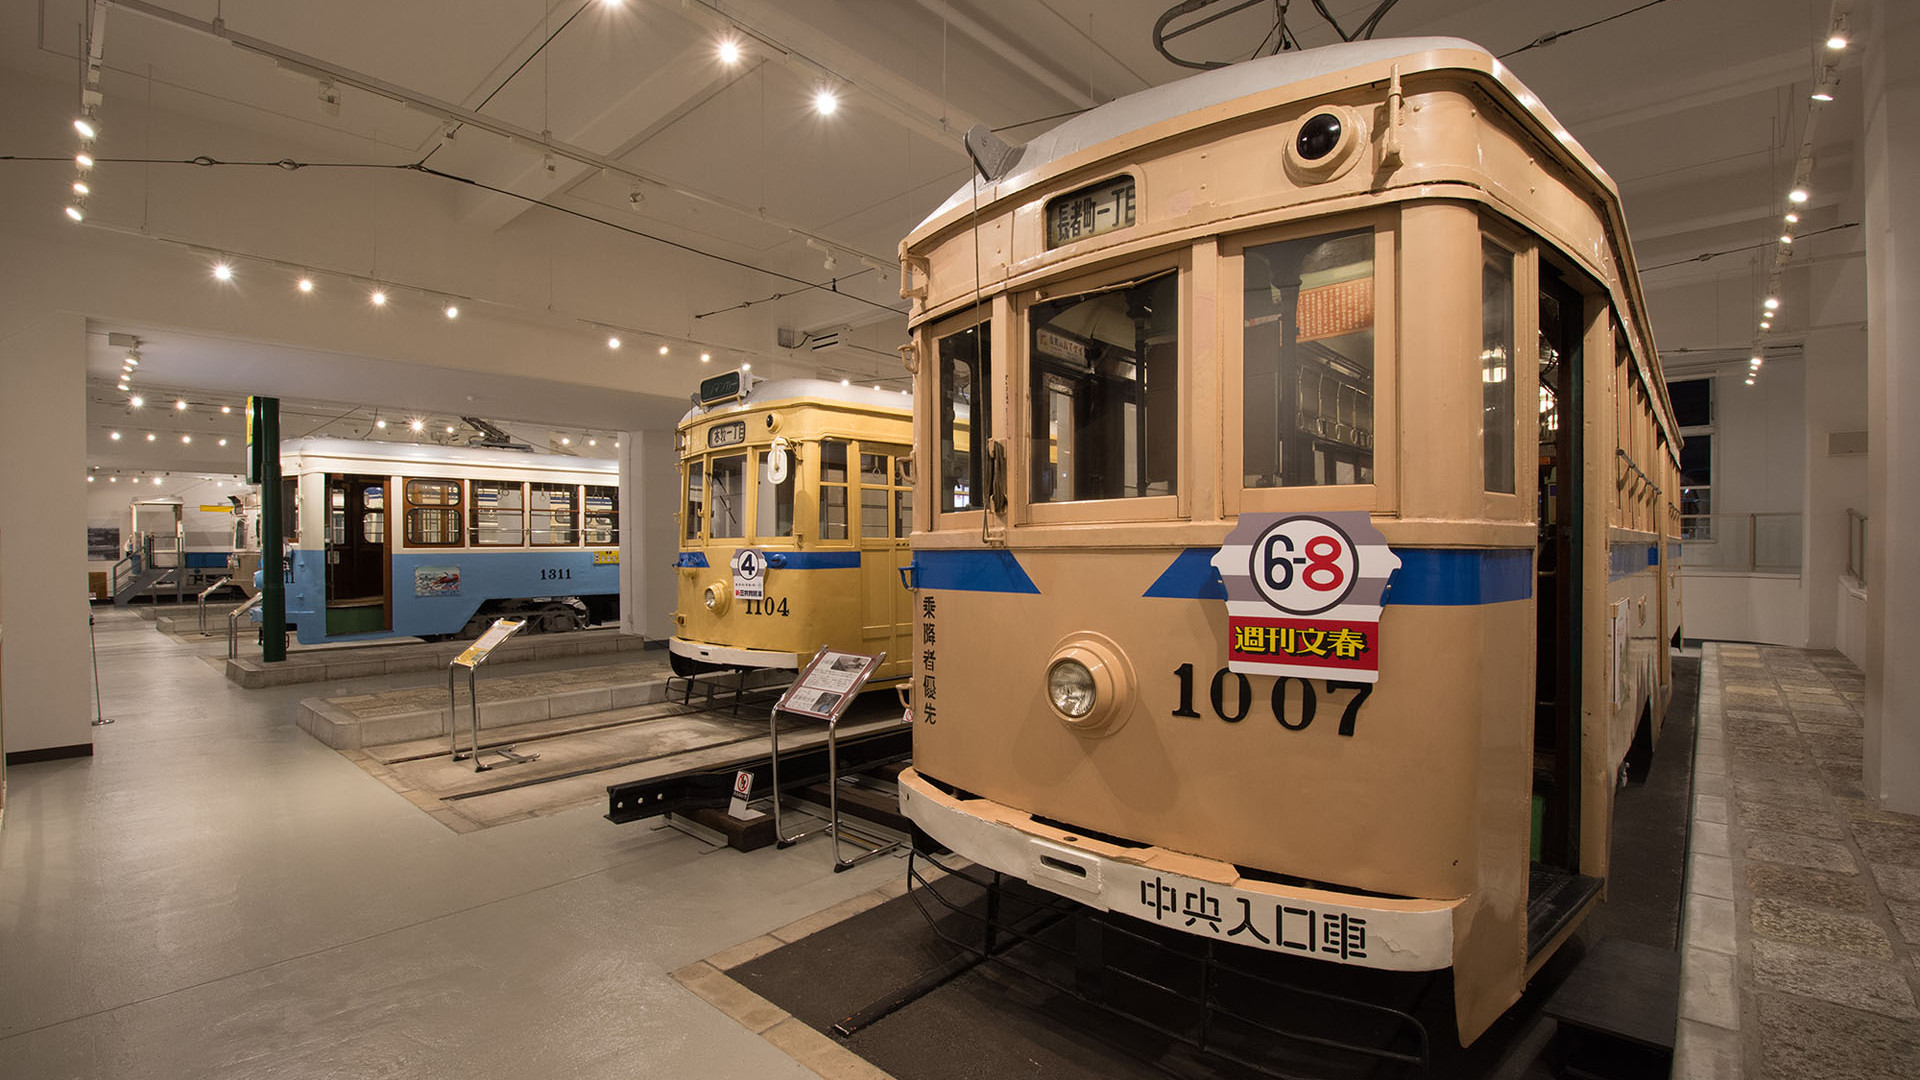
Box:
1499;0;1684;59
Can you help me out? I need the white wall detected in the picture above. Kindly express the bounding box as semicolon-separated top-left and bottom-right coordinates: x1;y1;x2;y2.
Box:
621;428;678;641
1862;0;1920;814
0;314;94;755
1679;573;1808;647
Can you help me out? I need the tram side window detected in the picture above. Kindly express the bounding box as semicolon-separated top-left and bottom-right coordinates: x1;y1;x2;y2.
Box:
685;461;704;541
363;486;385;543
471;480;526;546
585;485;618;545
405;478;463;546
1029;270;1178;503
531;483;577;545
710;454;746;539
860;452;890;538
329;487;347;545
820;440;849;539
938;323;989;512
1244;229;1374;488
894;458;914;538
1482;240;1517;494
756;450;794;538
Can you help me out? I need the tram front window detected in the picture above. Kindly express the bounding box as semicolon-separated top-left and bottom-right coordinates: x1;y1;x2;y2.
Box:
1028;271;1178;503
938;323;989;512
710;454;746;539
1243;228;1374;488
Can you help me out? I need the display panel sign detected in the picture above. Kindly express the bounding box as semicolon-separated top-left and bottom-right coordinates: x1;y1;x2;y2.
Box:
698;371;744;405
776;649;883;722
1211;511;1399;682
1046;174;1136;248
708;420;747;448
731;548;766;601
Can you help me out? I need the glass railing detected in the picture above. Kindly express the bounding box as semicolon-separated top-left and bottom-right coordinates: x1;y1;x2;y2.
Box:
1679;512;1802;573
1846;508;1867;585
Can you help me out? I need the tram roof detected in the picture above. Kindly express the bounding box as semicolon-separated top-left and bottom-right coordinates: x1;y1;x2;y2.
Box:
678;377;912;427
918;37;1606;228
279;436;617;474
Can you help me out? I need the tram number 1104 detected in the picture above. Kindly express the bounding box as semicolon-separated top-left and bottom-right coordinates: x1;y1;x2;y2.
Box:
742;598;790;617
1171;663;1372;736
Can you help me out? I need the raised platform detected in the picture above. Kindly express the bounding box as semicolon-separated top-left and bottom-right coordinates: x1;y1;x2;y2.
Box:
294;654;791;749
224;627;652;688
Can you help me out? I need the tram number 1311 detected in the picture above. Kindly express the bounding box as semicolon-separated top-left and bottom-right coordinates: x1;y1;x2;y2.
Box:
1171;664;1372;736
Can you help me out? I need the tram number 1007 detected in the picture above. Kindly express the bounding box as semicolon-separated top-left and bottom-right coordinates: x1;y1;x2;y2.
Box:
1171;663;1372;736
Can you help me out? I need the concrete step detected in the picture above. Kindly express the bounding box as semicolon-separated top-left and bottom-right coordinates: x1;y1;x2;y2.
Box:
294;655;788;749
224;627;653;688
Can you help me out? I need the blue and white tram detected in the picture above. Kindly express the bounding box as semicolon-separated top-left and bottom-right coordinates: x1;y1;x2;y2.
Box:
276;438;620;644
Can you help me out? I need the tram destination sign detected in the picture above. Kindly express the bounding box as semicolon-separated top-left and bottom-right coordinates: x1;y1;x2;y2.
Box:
1046;173;1136;248
1211;511;1399;682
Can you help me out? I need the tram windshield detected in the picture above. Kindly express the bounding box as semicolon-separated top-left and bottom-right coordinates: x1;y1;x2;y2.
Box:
1243;228;1374;488
1028;271;1178;503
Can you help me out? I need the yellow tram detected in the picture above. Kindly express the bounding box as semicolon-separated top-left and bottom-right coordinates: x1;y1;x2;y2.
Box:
894;38;1683;1043
671;374;917;685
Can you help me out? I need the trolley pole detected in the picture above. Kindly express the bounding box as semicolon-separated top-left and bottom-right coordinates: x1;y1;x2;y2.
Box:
251;396;287;663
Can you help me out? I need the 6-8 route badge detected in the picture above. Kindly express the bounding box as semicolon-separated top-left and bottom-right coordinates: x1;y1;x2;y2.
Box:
1210;512;1400;683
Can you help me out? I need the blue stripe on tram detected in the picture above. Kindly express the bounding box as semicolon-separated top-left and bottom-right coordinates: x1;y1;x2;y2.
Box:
912;550;1042;594
1146;547;1534;606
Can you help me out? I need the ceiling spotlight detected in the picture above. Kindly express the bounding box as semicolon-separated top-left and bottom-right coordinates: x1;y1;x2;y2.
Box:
823;253;838;272
212;261;233;281
65;205;84;222
75;152;93;169
1780;234;1793;244
1811;87;1835;102
125;353;138;366
221;405;232;414
371;288;388;306
110;431;121;440
154;477;163;485
588;438;597;446
813;88;839;116
73;180;89;196
1827;31;1848;49
741;362;752;371
444;304;459;319
218;438;228;446
1785;212;1800;224
87;475;95;483
117;382;129;391
1745;376;1756;385
146;433;156;441
297;277;314;293
109;476;117;483
841;378;851;387
129;395;144;407
659;345;670;355
409;418;423;432
1764;297;1780;310
700;352;711;363
718;38;741;64
608;335;621;350
181;435;192;444
445;425;455;434
872;384;881;391
74;116;97;139
1788;188;1809;204
561;437;572;446
175;399;188;410
375;419;387;429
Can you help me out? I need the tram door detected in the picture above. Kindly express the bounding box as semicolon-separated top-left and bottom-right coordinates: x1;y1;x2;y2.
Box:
1534;271;1585;877
857;444;914;667
325;474;389;633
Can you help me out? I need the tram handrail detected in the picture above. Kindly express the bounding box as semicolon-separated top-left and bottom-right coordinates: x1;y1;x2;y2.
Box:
227;592;265;659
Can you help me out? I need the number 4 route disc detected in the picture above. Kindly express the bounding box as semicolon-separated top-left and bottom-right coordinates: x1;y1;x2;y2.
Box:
1210;512;1400;683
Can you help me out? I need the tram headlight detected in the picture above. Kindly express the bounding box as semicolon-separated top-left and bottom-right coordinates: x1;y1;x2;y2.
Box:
1042;634;1136;737
1284;106;1366;184
1047;659;1096;718
703;581;731;615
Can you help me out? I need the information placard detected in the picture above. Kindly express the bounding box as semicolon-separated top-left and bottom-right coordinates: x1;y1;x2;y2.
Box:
776;649;883;722
453;618;526;668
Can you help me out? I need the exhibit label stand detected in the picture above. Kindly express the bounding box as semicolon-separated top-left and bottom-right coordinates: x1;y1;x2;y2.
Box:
448;618;538;772
769;646;892;871
87;600;112;727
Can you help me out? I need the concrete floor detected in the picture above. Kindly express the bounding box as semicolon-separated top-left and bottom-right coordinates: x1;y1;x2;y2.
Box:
0;606;901;1079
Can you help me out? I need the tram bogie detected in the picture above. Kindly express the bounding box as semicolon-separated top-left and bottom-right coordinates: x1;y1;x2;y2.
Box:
276;438;619;645
897;38;1682;1044
671;377;915;684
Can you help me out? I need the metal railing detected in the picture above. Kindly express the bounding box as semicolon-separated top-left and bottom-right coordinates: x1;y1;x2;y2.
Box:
1846;508;1868;585
227;593;265;659
1679;512;1803;574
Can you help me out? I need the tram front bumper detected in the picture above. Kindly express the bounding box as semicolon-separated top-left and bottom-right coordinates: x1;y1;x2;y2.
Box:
899;767;1460;973
667;637;800;669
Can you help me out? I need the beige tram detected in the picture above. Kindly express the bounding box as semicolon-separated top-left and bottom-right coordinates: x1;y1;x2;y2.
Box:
670;375;917;685
894;38;1683;1044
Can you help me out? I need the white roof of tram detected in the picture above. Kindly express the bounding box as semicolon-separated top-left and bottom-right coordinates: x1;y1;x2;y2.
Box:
918;36;1600;228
